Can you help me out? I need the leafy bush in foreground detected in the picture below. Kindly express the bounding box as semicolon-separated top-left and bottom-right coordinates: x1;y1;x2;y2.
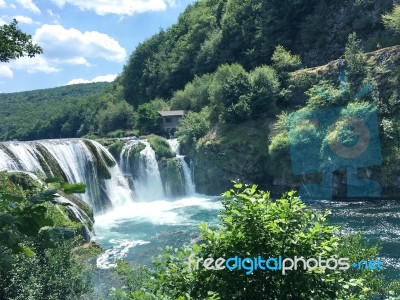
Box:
112;185;399;300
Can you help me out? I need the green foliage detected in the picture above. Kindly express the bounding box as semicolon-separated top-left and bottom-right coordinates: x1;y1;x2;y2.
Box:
268;132;291;177
170;74;213;112
0;19;43;62
209;64;251;123
136;99;170;135
114;185;395;299
136;103;161;135
345;33;369;79
272;45;302;72
175;109;211;148
0;82;111;141
120;0;329;105
146;135;175;160
382;4;400;33
98;101;135;135
306;81;343;110
209;64;281;123
0;241;91;300
248;65;280;117
0;173;91;299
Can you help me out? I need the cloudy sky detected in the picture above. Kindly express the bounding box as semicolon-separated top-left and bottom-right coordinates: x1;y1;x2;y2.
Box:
0;0;195;93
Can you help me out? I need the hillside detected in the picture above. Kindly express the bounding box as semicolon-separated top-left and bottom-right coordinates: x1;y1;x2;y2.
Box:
120;0;398;107
2;0;400;196
0;82;128;141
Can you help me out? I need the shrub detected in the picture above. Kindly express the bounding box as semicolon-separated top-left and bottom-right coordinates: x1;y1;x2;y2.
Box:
98;101;134;135
305;81;343;110
136;103;161;135
382;5;400;33
248;66;280;117
209;64;250;123
114;185;398;299
136;99;169;135
146;134;175;160
175;109;211;148
271;45;302;72
170;74;213;112
2;241;91;300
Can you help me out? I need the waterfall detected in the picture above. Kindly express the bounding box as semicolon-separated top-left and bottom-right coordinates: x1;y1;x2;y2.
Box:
179;156;196;195
120;140;165;201
57;195;94;242
0;139;133;212
168;139;195;195
0;137;197;211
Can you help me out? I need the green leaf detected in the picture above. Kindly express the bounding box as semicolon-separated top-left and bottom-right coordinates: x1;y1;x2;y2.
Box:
45;176;64;184
61;182;86;194
234;183;243;189
21;245;35;257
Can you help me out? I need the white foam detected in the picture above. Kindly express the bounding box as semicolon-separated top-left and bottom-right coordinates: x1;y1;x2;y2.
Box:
96;239;150;269
94;195;221;227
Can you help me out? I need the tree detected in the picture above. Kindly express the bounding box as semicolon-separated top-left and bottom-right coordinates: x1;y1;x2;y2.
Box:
135;98;169;135
271;45;301;72
248;66;280;117
382;5;400;33
0;19;43;63
176;109;211;147
209;64;251;123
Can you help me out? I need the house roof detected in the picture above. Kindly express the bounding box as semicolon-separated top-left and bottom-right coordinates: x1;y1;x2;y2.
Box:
158;110;188;117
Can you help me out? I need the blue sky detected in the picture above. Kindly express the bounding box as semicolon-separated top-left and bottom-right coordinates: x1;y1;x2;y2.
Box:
0;0;195;93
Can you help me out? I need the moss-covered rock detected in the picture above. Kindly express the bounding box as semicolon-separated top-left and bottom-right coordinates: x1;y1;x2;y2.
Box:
190;119;273;194
159;158;185;198
120;141;146;179
72;241;103;261
108;140;125;160
146;134;176;160
35;144;69;181
82;139;113;180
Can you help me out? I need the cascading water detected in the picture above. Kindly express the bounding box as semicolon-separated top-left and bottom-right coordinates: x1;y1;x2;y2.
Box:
168;139;196;195
57;195;94;242
120;140;165;201
0;139;134;212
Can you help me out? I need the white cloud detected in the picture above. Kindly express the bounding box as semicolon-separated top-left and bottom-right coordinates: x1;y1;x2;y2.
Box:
16;0;41;14
53;57;92;66
0;17;6;25
50;0;174;16
12;15;39;24
0;65;14;78
46;9;60;23
66;74;118;85
10;56;60;73
33;24;127;63
0;0;6;9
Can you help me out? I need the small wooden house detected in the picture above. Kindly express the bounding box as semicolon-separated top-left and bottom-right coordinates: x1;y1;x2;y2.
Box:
158;110;188;134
